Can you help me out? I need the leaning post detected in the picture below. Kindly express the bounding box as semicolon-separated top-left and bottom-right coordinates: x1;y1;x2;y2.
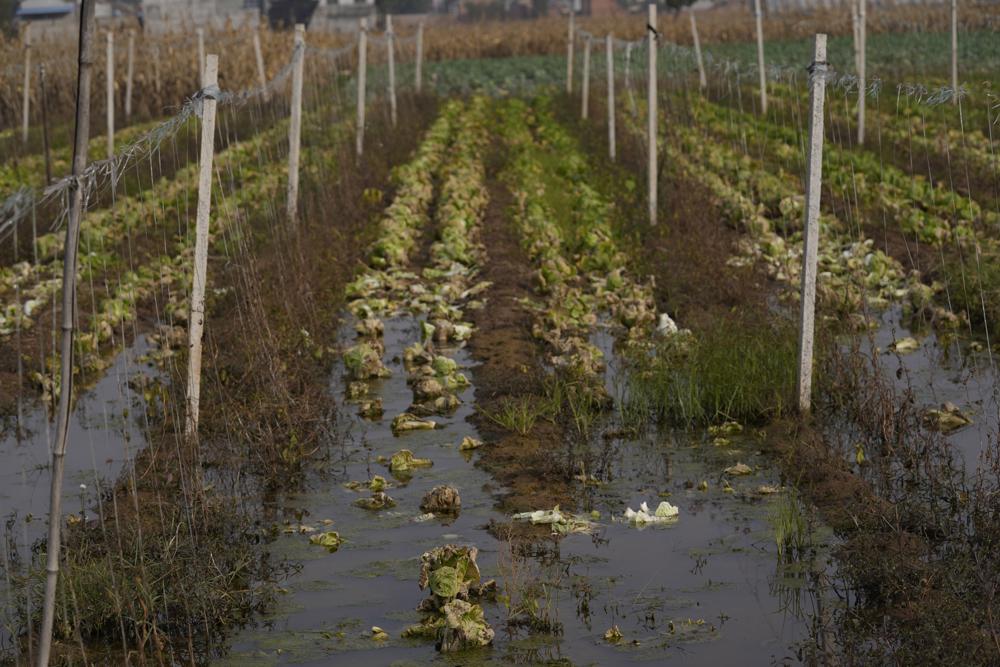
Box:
566;7;575;94
690;9;707;90
753;0;767;114
184;54;220;440
797;34;828;413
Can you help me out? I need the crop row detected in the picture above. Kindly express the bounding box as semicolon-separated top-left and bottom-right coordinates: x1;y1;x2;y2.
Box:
28;112;349;400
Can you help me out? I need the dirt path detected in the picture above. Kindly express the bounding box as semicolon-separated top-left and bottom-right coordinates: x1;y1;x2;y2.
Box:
468;163;571;512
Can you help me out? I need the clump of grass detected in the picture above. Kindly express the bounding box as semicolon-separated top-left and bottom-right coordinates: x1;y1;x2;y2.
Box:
769;491;812;561
485;397;549;435
624;319;799;427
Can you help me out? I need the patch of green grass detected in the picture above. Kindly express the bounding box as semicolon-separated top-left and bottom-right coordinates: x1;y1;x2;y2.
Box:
624;318;799;427
485;396;550;435
769;491;812;561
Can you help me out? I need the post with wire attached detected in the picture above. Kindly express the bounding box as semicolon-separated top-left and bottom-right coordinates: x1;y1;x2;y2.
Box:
185;53;220;440
21;25;31;145
37;1;97;664
581;34;591;119
647;2;658;227
416;21;424;93
287;24;305;225
797;34;828;414
606;33;615;160
857;0;866;144
690;8;707;90
753;0;767;114
356;18;368;160
106;30;114;160
387;14;397;128
566;6;574;94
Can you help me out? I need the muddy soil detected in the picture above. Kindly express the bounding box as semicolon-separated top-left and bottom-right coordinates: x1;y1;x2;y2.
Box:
467;173;571;512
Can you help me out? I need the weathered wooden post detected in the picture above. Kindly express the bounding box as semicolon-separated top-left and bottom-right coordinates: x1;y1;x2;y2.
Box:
415;21;424;93
566;8;574;94
647;2;658;227
197;27;205;86
606;33;616;160
797;34;828;413
690;9;707;90
106;30;114;160
386;14;397;128
184;53;220;440
356;18;368;159
21;25;31;145
857;0;866;144
754;0;767;114
850;0;860;74
253;27;269;101
287;24;305;224
581;34;591;119
951;0;958;103
37;2;96;663
125;29;135;122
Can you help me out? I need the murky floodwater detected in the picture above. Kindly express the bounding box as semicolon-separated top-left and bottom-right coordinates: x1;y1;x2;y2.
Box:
862;306;998;473
224;314;831;665
0;337;159;654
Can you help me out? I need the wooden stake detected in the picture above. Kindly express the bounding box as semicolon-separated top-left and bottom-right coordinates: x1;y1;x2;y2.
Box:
356;18;367;159
754;0;767;114
387;15;397;128
37;2;96;663
184;54;219;440
566;9;574;94
40;64;52;185
797;34;827;414
857;0;866;144
951;0;958;103
253;28;269;101
106;31;114;160
581;35;590;120
287;24;305;224
415;22;424;93
606;33;615;160
21;26;31;145
690;9;707;90
125;29;135;121
648;3;658;227
197;27;205;86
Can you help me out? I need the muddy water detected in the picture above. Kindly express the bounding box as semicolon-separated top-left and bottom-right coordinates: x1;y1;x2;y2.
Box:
0;337;159;652
860;306;998;473
224;315;830;665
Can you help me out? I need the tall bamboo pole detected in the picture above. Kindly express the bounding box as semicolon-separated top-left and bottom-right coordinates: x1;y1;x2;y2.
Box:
951;0;959;103
40;64;52;185
581;35;591;120
857;0;866;144
37;2;97;663
415;22;424;93
125;29;135;122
